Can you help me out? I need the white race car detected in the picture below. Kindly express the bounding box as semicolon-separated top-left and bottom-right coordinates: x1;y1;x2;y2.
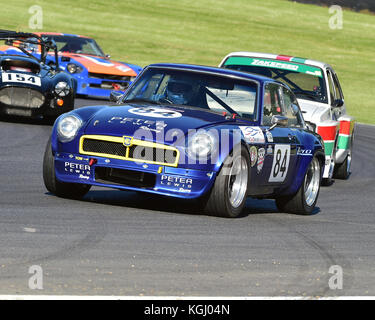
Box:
219;52;355;183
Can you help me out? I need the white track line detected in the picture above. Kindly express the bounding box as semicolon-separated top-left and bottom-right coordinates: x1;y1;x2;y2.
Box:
0;295;374;300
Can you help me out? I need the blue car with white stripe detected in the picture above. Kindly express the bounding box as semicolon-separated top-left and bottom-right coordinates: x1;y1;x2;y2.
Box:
35;33;142;98
43;63;324;218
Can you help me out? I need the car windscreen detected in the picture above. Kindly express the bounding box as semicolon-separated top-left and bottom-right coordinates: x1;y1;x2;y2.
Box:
124;68;258;120
223;56;327;104
43;35;105;57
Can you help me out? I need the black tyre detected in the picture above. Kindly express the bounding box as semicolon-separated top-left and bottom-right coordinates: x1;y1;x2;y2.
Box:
43;138;91;199
275;156;322;215
203;145;250;218
333;155;351;179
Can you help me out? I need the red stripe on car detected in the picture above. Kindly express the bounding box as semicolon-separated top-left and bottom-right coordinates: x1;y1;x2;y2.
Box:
317;125;337;141
276;55;293;61
339;120;351;135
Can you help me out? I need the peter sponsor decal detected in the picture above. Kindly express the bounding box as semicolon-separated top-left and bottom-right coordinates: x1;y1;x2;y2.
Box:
239;126;265;144
108;116;168;133
160;175;193;193
64;162;91;180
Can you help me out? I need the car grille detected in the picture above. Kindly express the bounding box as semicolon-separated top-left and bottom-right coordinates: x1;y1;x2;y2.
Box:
80;135;179;167
88;72;131;81
0;87;45;108
95;167;156;188
89;82;129;90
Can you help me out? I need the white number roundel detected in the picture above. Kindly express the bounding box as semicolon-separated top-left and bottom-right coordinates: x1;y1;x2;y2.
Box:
128;107;182;118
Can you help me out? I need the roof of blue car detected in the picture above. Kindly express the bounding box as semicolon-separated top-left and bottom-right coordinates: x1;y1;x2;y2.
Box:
147;63;276;84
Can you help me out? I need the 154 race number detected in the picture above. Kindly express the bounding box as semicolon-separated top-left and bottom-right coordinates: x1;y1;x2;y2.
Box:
269;144;290;182
1;72;41;86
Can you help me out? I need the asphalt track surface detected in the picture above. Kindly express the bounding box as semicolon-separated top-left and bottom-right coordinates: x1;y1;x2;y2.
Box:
0;98;374;297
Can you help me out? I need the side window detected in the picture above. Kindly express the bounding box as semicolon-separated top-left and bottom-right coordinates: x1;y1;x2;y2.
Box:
332;73;343;100
327;70;336;103
281;87;304;127
263;83;283;126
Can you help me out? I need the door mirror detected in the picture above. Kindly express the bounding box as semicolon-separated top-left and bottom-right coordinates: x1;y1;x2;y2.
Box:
270;115;288;130
105;54;111;60
332;99;344;108
110;90;125;104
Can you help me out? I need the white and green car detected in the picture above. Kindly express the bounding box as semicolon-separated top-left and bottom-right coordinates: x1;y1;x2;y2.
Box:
219;52;355;183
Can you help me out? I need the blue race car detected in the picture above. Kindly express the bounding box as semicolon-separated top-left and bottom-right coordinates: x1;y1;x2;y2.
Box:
43;63;325;218
33;33;142;99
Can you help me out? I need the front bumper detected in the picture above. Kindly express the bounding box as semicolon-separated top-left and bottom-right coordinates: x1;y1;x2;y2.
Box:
54;152;217;199
0;98;73;118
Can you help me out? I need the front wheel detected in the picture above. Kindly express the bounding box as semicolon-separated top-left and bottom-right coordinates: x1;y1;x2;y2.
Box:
43;138;91;199
276;156;322;215
203;145;249;218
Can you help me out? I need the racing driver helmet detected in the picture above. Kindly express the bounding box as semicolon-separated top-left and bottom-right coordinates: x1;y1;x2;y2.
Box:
166;77;195;105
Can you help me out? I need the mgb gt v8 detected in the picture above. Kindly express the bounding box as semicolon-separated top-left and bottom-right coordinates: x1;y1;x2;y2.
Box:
43;64;324;218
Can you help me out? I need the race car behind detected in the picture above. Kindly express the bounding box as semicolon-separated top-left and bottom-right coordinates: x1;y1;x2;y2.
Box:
220;52;355;183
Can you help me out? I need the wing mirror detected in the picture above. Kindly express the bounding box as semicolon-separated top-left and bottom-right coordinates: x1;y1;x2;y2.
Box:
110;90;125;104
269;115;288;130
105;54;111;60
332;99;344;108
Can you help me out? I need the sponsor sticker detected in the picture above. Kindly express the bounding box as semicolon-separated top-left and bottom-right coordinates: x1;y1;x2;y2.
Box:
224;57;323;78
251;58;299;71
240;126;265;144
297;147;313;156
249;146;257;167
257;148;265;173
64;161;91;177
266;130;273;143
160;175;193;191
267;145;273;155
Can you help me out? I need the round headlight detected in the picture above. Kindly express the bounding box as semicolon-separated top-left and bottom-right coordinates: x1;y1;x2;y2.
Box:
67;63;77;73
57;115;82;143
67;63;82;74
55;81;70;97
187;131;216;159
